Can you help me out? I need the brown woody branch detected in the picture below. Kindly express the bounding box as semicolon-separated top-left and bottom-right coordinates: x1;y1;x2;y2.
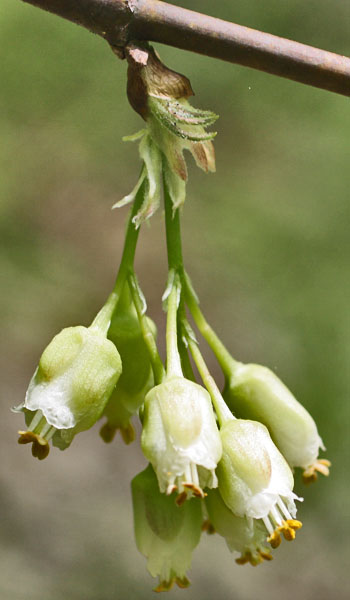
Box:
22;0;350;97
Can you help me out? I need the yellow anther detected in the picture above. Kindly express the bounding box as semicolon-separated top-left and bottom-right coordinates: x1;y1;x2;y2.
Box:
18;430;50;460
175;576;190;589
99;423;117;443
154;578;175;593
120;423;136;445
280;525;296;541
201;519;216;535
286;519;302;531
235;554;250;565
154;576;189;592
100;422;136;445
249;554;264;567
259;550;273;562
175;491;188;506
236;550;270;567
303;459;331;484
267;530;282;549
182;483;206;498
276;520;302;542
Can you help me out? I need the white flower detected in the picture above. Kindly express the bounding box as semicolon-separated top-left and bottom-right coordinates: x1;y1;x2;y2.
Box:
16;325;122;458
224;362;330;483
217;419;303;548
141;376;222;503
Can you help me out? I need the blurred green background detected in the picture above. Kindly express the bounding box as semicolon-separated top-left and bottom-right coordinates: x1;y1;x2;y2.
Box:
1;1;349;598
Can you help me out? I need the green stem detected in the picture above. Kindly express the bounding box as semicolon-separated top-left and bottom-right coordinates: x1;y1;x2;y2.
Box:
163;171;184;274
177;300;196;381
90;179;145;334
184;272;240;380
184;326;233;427
163;165;185;378
128;272;165;385
166;275;183;377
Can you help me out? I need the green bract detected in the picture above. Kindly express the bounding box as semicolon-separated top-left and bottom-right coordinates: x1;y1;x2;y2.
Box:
114;44;218;226
141;375;222;501
16;325;122;458
224;362;329;481
100;299;156;444
205;489;272;566
132;464;202;591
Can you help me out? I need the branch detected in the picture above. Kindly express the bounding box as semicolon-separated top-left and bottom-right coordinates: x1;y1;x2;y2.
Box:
22;0;350;97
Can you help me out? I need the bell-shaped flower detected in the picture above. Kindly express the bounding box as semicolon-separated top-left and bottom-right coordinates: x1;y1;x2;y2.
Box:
141;375;222;504
100;296;156;444
132;464;202;592
217;419;303;549
224;362;330;483
15;325;122;459
205;489;272;566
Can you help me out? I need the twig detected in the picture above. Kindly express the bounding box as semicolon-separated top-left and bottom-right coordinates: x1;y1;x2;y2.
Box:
21;0;350;96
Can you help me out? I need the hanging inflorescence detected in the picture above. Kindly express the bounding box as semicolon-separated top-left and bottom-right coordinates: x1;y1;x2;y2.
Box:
14;43;330;592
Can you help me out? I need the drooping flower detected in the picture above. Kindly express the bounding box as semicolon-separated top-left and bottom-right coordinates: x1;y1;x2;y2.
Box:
132;464;202;591
216;419;303;549
223;362;330;483
205;489;272;566
141;376;222;504
15;325;122;458
100;290;156;444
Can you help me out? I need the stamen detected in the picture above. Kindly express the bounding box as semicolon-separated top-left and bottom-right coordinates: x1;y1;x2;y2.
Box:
236;550;271;567
175;491;188;506
18;430;50;460
40;422;52;438
267;530;282;549
120;423;136;445
175;576;190;589
45;426;56;442
262;515;274;536
270;505;283;527
176;476;185;495
277;497;292;520
259;550;273;561
277;519;302;542
201;519;216;534
190;463;199;487
303;459;331;484
235;554;250;565
184;464;192;484
166;483;177;495
27;410;44;432
154;578;175;593
249;554;263;567
182;483;206;498
99;423;117;443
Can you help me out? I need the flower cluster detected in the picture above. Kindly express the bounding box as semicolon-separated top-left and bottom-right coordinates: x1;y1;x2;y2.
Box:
14;43;330;591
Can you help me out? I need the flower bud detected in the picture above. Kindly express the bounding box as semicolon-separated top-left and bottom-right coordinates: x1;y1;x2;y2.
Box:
132;464;202;592
205;489;272;566
100;303;156;444
224;363;330;482
141;376;222;503
16;326;122;458
217;419;302;549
